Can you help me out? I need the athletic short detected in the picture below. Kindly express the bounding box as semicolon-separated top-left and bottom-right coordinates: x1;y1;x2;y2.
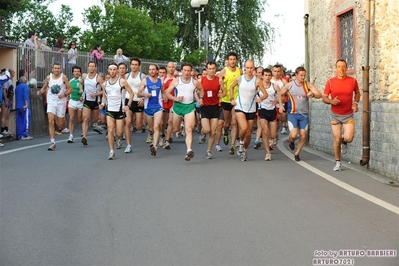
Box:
144;107;163;117
83;100;99;110
218;108;224;120
200;105;220;119
125;99;144;113
235;109;256;120
68;99;83;110
47;102;67;117
221;102;234;111
172;102;195;117
288;113;309;130
106;110;126;120
258;108;277;122
330;111;354;125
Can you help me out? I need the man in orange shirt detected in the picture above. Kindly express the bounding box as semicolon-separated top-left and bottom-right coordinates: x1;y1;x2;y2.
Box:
323;59;361;171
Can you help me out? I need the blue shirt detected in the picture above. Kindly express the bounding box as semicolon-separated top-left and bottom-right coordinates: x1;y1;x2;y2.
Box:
15;83;30;109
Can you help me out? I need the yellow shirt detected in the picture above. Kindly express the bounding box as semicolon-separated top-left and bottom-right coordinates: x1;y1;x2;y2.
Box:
221;66;241;103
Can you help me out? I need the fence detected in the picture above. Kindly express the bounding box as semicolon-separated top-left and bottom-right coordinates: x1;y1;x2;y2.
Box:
13;45;176;137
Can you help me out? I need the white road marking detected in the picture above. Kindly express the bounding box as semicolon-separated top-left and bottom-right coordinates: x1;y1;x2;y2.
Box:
277;137;399;215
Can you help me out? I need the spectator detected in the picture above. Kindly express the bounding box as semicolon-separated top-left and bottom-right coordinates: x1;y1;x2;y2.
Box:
114;48;128;64
67;41;78;64
90;44;104;72
15;76;33;140
22;31;36;78
1;69;15;136
34;38;52;83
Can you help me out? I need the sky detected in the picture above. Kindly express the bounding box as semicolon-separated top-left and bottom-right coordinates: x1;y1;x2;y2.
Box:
48;0;305;71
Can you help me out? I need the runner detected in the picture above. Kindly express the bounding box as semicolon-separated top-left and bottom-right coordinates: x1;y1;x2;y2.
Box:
125;57;146;152
79;61;105;146
99;63;133;160
279;66;322;161
165;63;204;161
37;62;72;151
137;64;164;156
67;66;83;143
230;60;268;161
200;61;226;159
323;59;360;171
218;52;243;155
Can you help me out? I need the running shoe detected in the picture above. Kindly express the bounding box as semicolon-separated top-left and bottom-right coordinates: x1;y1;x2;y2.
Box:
215;144;223;152
67;135;74;143
272;138;278;146
176;132;183;138
288;139;295;151
184;150;194;161
163;140;171;149
159;137;165;147
93;125;103;134
47;143;56;151
198;134;206;144
281;127;287;135
228;144;235;155
150;145;157;156
21;136;33;140
294;154;301;162
333;161;342;171
132;126;137;132
264;153;272;161
108;150;115;160
237;144;244;156
116;139;122;149
0;143;4;147
62;128;70;134
81;137;88;146
206;150;213;159
0;133;3;138
223;134;229;145
54;129;62;135
241;150;248;161
146;134;153;143
124;145;132;153
253;140;261;149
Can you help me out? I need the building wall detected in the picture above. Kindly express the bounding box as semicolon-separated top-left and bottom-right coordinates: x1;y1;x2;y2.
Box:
306;0;399;181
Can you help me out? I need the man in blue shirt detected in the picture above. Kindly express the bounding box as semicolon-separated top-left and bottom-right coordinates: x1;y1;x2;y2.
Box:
15;76;33;140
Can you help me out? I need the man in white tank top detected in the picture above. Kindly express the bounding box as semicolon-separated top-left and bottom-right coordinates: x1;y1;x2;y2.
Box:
37;62;72;151
78;61;105;146
230;60;268;161
124;57;146;153
99;63;133;160
165;63;204;161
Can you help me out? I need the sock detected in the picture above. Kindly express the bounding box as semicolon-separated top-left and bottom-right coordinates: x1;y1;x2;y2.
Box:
51;138;55;144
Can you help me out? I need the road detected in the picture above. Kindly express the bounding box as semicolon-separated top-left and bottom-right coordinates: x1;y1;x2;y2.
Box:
1;130;398;266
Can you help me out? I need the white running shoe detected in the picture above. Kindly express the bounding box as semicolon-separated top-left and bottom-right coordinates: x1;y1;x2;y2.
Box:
215;144;222;152
333;161;342;171
108;150;115;160
124;145;132;153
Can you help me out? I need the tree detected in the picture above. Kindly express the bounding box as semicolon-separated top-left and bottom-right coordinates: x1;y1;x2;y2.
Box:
102;0;274;66
5;1;80;46
80;3;178;60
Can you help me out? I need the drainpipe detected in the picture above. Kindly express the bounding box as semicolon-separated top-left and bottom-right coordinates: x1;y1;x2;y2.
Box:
360;0;371;166
304;14;310;80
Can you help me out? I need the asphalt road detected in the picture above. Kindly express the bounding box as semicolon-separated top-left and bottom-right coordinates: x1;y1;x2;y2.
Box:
1;130;398;266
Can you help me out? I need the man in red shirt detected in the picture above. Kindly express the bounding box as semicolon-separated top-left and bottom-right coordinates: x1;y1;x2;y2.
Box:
323;59;361;171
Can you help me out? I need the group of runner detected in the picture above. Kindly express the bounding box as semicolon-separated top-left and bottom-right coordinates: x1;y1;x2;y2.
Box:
37;52;360;170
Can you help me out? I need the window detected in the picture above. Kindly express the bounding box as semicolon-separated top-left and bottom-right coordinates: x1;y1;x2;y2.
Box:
339;10;354;69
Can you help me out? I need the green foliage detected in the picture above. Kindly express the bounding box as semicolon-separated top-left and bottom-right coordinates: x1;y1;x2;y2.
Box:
102;0;275;66
183;48;207;67
80;3;178;59
5;1;79;46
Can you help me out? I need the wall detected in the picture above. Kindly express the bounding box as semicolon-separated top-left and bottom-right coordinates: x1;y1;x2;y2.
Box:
306;0;399;181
